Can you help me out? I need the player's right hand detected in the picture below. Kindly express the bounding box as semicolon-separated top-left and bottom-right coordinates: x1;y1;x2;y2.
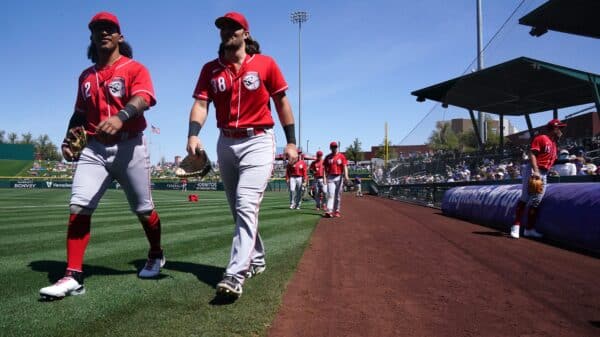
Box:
186;136;204;156
61;144;74;162
285;143;298;164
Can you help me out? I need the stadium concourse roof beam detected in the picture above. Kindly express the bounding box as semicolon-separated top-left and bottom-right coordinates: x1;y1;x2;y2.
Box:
411;56;600;149
518;0;600;39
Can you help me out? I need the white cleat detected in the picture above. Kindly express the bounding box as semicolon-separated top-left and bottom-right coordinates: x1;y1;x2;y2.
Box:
216;276;243;299
510;225;520;239
40;277;85;300
523;228;543;238
138;256;166;278
245;264;266;279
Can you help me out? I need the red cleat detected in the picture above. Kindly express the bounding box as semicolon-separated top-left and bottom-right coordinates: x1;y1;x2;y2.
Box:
334;211;341;217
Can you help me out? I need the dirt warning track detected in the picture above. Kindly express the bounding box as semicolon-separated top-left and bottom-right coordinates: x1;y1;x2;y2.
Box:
268;195;600;337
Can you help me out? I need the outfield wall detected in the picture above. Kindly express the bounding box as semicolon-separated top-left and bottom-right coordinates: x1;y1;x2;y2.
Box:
0;144;34;160
441;183;600;254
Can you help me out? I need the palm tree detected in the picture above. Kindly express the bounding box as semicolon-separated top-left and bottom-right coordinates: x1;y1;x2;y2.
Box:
21;132;34;144
8;132;18;144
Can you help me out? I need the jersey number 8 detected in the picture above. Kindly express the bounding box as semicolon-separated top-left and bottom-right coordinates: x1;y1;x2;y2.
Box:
211;77;227;93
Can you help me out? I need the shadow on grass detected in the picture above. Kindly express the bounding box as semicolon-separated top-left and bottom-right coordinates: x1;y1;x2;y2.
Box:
28;260;135;283
209;294;238;306
130;259;225;289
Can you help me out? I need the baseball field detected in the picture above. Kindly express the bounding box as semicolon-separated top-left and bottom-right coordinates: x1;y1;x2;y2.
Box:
0;189;319;337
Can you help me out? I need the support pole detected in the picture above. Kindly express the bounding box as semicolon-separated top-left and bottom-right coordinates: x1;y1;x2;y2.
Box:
525;114;534;139
468;109;483;150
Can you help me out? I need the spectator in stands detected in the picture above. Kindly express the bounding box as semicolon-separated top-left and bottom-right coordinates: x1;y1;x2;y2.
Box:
574;150;586;175
581;162;598;176
551;150;576;176
510;119;567;239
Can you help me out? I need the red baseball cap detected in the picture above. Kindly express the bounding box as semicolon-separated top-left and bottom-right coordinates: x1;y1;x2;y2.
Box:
547;118;567;129
89;11;120;32
316;150;323;156
330;141;338;148
215;12;249;31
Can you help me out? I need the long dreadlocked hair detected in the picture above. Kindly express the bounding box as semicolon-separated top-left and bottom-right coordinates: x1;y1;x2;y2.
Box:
87;41;133;63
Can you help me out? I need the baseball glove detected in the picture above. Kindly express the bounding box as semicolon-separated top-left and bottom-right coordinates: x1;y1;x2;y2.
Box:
344;179;354;188
175;148;212;178
62;126;87;161
528;176;543;195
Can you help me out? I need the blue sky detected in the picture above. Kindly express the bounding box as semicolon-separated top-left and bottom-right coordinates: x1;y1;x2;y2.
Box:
1;0;599;163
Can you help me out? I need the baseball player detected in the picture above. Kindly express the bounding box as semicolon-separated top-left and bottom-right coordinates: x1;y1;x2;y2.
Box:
40;12;164;300
323;141;349;218
354;175;363;197
286;151;308;209
186;12;298;299
309;150;326;210
510;118;567;239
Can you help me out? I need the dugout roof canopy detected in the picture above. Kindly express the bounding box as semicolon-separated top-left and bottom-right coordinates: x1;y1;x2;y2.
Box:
518;0;600;39
411;56;600;117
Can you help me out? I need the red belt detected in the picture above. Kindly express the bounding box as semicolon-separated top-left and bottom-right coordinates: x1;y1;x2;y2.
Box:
221;128;266;138
91;131;141;145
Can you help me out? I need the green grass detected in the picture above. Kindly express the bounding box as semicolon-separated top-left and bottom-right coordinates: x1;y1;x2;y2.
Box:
0;189;321;337
0;159;32;176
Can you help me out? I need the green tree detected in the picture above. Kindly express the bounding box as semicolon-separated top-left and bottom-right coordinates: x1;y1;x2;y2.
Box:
344;138;363;163
0;130;5;144
20;132;34;144
457;130;479;152
427;121;458;151
8;132;18;144
35;134;61;161
372;138;396;160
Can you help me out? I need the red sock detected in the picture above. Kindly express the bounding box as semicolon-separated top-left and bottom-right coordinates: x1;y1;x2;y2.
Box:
526;207;538;230
141;210;162;257
513;201;526;226
66;214;91;272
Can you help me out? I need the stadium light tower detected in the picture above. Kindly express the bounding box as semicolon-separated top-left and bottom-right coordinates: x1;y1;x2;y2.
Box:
290;10;308;151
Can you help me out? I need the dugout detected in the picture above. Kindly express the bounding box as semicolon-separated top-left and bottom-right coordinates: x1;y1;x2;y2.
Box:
411;56;600;150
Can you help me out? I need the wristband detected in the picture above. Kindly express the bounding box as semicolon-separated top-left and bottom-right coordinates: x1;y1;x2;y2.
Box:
117;104;139;122
188;121;202;137
283;124;296;145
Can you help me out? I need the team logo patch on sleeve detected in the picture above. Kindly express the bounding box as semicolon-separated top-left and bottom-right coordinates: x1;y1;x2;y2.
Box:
108;77;125;97
243;72;261;90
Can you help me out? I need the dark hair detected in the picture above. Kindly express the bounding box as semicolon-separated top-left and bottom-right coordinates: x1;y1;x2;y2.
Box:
217;37;261;57
87;41;133;63
245;37;261;55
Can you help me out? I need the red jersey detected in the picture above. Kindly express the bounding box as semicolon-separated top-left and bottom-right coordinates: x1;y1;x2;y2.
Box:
75;56;156;135
324;152;348;176
193;54;288;129
286;160;308;179
530;134;558;170
309;159;325;178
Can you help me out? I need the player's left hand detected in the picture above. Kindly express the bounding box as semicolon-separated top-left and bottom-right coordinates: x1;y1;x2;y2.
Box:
96;116;123;135
285;144;298;164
